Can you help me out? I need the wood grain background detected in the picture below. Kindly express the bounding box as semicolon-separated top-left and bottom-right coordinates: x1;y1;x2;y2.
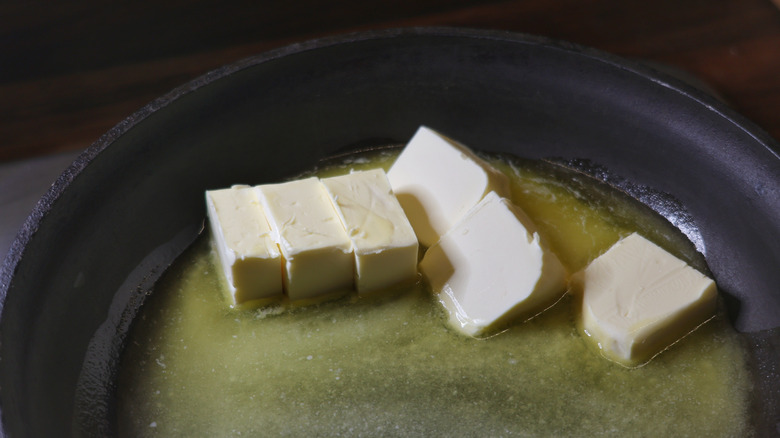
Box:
2;0;780;163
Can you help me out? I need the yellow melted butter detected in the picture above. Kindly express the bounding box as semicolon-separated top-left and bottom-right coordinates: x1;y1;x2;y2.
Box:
117;151;752;437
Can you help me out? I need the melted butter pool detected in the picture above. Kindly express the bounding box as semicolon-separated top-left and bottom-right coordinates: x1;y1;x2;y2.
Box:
117;152;752;437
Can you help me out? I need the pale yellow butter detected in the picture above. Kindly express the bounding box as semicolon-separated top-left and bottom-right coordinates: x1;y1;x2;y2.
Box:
570;232;718;366
205;186;283;305
419;191;567;337
321;169;419;293
256;177;354;301
387;126;511;247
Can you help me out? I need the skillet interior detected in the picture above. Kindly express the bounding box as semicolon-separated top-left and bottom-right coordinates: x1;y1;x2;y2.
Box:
1;28;778;436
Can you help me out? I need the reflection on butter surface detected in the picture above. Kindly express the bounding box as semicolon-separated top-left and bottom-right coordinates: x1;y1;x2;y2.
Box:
387;126;510;247
420;191;566;336
256;177;354;301
205;186;282;305
572;232;718;366
322;169;418;293
117;152;751;437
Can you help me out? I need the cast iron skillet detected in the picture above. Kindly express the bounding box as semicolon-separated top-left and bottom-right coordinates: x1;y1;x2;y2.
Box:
1;28;778;437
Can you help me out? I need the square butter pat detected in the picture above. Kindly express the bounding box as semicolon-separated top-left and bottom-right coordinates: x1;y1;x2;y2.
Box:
322;169;419;293
419;191;567;337
570;232;718;367
256;177;354;301
205;186;283;305
387;126;511;247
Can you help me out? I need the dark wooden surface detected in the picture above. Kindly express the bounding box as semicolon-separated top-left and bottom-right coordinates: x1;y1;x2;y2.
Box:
2;0;780;163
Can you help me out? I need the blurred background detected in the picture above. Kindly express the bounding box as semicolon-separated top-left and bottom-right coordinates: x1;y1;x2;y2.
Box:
2;0;780;254
2;0;780;163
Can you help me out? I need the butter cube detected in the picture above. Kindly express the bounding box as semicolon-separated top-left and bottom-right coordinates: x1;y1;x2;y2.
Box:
322;169;419;293
387;126;511;247
256;177;354;301
570;233;718;367
419;191;567;337
205;186;283;305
